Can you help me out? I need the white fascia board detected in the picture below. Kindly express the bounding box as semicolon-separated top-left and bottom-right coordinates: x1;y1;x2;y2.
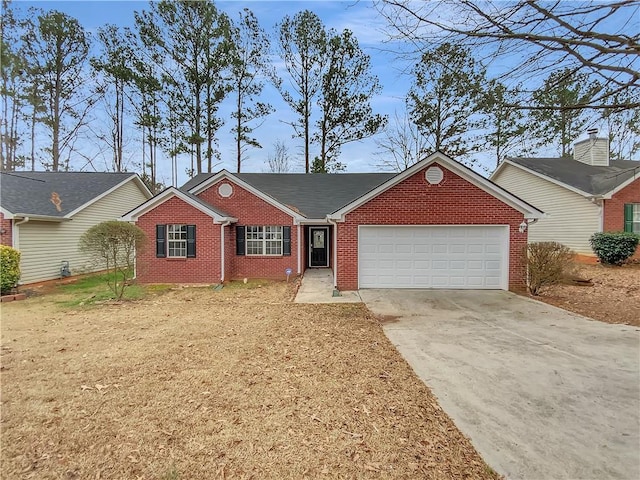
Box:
10;213;68;222
1;206;14;219
189;170;304;222
65;174;152;219
328;152;544;221
298;218;330;225
120;187;234;223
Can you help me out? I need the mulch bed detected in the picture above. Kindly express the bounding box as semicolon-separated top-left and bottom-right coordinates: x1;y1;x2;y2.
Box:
535;263;640;327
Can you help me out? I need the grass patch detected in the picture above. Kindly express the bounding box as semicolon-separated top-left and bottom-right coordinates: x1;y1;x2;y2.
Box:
55;273;171;307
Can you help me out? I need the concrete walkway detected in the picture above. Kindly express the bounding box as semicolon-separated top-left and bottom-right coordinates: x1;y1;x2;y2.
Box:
294;269;361;303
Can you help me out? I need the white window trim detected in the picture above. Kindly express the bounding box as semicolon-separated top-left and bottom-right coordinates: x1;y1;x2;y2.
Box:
167;224;187;258
632;204;640;234
246;225;283;256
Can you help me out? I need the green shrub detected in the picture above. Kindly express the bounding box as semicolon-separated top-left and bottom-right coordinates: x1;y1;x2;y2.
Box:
0;245;21;294
589;232;639;265
525;241;574;296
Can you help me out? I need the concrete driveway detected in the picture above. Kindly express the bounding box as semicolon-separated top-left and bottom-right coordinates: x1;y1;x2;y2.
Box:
359;289;640;480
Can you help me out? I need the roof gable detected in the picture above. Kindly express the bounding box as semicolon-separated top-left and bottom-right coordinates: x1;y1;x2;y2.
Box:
493;157;640;197
184;170;395;220
0;172;151;219
328;152;544;220
120;187;236;222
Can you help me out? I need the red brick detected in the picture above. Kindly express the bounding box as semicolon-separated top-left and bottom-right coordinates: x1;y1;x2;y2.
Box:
335;164;527;291
0;212;13;247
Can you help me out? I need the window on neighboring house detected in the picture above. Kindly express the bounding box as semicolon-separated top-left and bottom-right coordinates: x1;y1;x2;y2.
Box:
625;204;640;234
236;225;291;256
156;224;196;258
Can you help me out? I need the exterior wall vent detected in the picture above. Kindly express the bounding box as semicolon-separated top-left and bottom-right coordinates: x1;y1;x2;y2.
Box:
425;166;444;185
218;183;233;197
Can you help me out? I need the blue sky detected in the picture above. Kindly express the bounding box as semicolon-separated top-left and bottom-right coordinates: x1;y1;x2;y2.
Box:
13;0;416;185
11;1;636;185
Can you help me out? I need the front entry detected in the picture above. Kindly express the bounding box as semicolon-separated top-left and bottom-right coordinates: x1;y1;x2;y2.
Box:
309;227;329;267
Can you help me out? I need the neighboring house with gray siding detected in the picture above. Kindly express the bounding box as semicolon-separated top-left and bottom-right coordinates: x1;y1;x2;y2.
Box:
0;172;152;284
491;134;640;256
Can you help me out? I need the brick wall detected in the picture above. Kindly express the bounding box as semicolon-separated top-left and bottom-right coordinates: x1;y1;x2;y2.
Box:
336;164;528;291
603;179;639;231
603;178;640;258
198;180;298;281
136;197;221;284
0;212;12;247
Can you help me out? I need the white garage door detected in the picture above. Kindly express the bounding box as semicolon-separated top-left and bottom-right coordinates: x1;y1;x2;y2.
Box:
358;225;509;289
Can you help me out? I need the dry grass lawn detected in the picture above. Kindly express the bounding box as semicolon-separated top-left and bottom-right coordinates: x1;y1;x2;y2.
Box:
1;280;497;479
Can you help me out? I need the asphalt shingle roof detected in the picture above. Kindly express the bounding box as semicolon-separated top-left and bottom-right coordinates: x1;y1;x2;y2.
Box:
181;172;397;218
0;171;138;218
507;157;640;196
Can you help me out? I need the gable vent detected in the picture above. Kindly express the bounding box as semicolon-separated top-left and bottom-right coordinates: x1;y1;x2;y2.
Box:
218;183;233;197
425;166;444;185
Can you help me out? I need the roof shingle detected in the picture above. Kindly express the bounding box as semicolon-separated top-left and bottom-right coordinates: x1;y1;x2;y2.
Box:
506;157;640;195
1;172;139;217
182;172;396;218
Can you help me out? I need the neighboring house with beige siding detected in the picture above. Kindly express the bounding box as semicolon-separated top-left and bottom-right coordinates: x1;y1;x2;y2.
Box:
491;134;640;257
0;172;152;284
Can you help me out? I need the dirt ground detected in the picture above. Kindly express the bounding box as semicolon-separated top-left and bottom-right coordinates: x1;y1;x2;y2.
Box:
536;263;640;327
0;281;497;479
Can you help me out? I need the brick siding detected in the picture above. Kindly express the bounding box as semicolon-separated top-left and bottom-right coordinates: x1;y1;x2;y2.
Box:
198;180;298;281
335;163;528;291
136;196;222;284
603;178;640;258
0;212;12;247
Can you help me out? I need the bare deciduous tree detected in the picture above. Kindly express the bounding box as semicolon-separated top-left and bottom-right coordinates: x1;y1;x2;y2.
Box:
377;0;639;110
265;139;291;173
374;110;429;172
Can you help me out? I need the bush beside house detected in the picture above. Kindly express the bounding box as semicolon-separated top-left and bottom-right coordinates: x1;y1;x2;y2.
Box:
1;246;21;294
590;232;640;265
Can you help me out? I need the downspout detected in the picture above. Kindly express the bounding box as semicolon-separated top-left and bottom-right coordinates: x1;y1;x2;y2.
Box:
296;223;301;275
327;217;338;289
13;217;30;250
220;220;232;283
591;197;604;232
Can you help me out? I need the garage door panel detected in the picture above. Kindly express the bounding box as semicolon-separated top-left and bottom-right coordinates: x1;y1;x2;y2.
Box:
359;226;508;289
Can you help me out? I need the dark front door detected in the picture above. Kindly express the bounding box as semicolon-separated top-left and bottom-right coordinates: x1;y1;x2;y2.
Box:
309;227;329;267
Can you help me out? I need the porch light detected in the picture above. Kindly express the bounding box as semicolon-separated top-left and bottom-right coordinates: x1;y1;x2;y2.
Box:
518;221;528;233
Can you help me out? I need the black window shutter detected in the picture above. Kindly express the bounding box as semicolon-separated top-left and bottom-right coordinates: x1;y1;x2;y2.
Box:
156;225;166;258
624;204;634;233
236;226;245;255
283;226;291;256
186;225;196;258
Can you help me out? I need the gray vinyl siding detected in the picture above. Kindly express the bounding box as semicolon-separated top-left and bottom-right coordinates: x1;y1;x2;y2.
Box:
493;164;601;254
15;180;149;284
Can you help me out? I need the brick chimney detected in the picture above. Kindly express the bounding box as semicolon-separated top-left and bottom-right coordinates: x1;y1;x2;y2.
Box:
573;129;609;166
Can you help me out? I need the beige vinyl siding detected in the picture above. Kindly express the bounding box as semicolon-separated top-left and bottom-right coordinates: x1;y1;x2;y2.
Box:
15;179;149;284
493;164;600;254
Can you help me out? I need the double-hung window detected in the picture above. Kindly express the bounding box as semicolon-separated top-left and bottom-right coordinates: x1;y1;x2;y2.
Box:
167;224;188;257
246;226;283;256
156;224;196;258
625;204;640;234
